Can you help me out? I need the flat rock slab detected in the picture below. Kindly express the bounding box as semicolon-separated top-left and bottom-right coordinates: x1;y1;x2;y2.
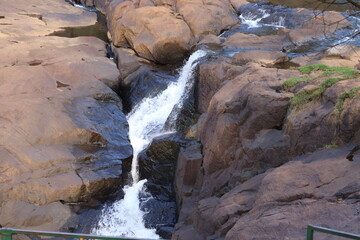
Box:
0;0;97;38
0;0;132;231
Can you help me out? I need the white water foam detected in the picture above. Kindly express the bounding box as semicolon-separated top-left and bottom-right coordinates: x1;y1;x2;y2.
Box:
67;0;97;11
240;8;285;29
240;9;270;28
92;50;207;239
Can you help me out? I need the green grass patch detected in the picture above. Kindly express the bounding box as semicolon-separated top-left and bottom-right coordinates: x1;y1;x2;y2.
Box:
319;77;342;90
299;64;359;78
283;77;310;91
336;86;360;112
290;78;343;108
299;64;331;74
285;64;359;109
290;90;316;108
323;142;338;149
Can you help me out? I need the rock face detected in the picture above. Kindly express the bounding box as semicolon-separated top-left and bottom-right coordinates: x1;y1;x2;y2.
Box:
223;32;294;51
112;6;195;64
175;146;360;240
4;0;360;237
291;45;360;69
173;53;360;238
138;134;184;239
106;0;244;64
0;0;132;231
176;0;238;40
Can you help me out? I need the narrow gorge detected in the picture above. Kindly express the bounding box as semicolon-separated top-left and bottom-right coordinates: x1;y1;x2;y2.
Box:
0;0;359;240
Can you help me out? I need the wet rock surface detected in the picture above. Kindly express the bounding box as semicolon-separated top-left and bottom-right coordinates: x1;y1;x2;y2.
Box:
172;8;360;235
3;0;360;238
0;0;132;231
138;134;185;239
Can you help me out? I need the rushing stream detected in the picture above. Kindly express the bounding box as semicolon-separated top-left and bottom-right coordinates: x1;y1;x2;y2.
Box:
91;50;206;239
63;0;359;237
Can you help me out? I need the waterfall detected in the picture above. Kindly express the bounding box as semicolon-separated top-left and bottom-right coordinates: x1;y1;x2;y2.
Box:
91;50;207;239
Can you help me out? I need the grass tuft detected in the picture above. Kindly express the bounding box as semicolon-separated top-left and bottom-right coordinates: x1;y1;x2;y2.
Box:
336;86;360;112
299;64;330;74
285;64;359;109
299;64;359;78
283;77;310;91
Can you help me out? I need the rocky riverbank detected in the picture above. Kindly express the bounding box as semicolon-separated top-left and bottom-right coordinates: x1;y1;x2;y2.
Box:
0;0;132;230
1;0;360;239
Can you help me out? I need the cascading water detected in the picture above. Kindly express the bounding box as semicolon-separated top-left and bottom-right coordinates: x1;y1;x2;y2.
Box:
91;50;207;239
239;7;286;29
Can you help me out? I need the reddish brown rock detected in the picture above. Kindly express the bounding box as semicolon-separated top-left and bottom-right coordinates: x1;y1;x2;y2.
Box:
176;0;239;41
197;57;244;113
223;33;293;51
229;0;250;11
0;0;132;231
106;0;136;46
175;147;360;239
175;142;203;204
224;147;360;240
200;64;297;175
112;47;151;79
112;6;195;64
232;50;289;67
284;76;360;154
291;45;360;69
0;0;97;38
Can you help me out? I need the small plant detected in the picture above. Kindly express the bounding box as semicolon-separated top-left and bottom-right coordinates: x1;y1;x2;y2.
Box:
323;142;338;149
290;90;316;107
318;77;342;93
299;64;359;78
284;64;359;109
336;86;360;112
290;78;342;108
299;64;330;74
283;77;310;91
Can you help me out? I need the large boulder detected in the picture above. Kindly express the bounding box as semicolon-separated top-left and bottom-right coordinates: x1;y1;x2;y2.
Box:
120;63;176;111
112;6;195;64
200;64;298;176
176;0;239;41
197;57;244;113
138;133;184;239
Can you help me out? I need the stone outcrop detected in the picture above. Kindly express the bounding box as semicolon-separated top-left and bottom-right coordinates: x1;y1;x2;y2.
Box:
176;0;238;41
0;0;132;231
232;50;289;67
139;134;184;239
291;45;360;69
174;146;360;239
3;0;360;238
111;6;195;64
173;53;360;238
223;32;294;51
106;0;245;64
